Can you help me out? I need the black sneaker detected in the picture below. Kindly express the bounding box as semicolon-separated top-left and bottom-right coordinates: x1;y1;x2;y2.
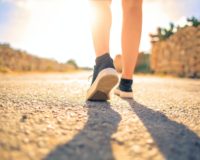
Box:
86;53;119;101
114;78;133;98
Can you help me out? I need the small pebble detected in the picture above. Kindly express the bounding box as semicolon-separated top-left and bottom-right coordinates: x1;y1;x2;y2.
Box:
23;138;29;144
132;145;141;153
147;139;154;145
37;141;45;148
20;115;28;122
47;124;54;129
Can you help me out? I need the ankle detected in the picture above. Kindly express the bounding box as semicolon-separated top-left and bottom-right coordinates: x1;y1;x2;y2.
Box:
121;73;133;80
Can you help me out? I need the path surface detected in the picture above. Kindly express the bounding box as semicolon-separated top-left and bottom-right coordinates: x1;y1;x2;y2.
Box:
0;72;200;160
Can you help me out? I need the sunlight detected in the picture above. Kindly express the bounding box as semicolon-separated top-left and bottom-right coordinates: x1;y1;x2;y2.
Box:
1;0;193;67
10;0;153;67
15;0;95;66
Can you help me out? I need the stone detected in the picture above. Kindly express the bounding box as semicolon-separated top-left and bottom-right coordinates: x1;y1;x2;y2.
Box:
151;26;200;78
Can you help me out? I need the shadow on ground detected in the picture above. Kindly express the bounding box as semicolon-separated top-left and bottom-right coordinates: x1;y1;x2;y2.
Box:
44;100;200;160
44;102;121;160
125;99;200;160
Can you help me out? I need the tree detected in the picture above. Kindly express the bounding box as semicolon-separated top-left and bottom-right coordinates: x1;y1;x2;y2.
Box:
187;16;200;27
66;59;78;69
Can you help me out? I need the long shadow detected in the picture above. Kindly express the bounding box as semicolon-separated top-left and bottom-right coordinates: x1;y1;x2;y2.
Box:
126;99;200;160
44;101;121;160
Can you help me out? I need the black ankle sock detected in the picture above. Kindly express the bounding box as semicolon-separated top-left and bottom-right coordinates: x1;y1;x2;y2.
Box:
92;53;115;84
95;53;113;66
119;78;133;92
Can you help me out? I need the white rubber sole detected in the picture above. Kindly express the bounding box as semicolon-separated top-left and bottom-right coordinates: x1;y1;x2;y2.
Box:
114;88;133;99
86;68;119;101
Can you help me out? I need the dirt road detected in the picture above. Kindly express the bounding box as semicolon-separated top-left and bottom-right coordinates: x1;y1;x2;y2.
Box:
0;72;200;160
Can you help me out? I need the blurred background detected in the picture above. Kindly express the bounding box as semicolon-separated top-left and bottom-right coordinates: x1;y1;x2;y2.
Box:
0;0;200;77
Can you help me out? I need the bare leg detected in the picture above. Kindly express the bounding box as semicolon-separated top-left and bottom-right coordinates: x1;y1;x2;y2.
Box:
121;0;143;79
89;0;112;57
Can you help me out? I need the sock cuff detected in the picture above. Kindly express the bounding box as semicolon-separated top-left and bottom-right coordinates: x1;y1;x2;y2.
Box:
120;78;133;85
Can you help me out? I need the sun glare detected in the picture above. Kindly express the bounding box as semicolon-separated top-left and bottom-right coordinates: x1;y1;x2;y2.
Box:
1;0;181;67
16;0;95;66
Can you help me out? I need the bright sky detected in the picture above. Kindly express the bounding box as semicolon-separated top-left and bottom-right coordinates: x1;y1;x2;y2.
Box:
0;0;200;67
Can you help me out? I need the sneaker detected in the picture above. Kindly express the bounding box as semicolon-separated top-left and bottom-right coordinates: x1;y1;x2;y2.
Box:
114;78;133;99
86;53;119;101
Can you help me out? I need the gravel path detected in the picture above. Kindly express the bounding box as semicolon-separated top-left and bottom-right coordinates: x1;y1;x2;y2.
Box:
0;72;200;160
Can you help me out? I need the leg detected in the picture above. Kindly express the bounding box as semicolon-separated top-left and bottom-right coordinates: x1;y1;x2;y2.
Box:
121;0;143;79
114;0;142;98
89;0;112;57
87;0;119;101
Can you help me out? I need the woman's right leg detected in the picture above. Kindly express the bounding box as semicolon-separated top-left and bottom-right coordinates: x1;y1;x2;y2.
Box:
89;0;111;57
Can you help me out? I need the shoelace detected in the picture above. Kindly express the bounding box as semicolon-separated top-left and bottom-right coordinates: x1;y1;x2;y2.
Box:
88;74;92;81
88;65;96;82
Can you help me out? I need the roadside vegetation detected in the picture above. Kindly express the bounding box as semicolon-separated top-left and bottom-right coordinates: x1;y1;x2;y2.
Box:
0;43;78;73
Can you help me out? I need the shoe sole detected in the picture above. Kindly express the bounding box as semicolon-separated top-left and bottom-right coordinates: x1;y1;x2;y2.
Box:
86;68;119;101
114;88;133;99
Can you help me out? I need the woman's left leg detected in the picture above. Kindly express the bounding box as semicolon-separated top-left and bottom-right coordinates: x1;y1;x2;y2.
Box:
114;0;143;98
121;0;143;80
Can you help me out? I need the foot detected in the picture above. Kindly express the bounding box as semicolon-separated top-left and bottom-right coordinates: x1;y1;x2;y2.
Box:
114;78;133;99
86;53;119;101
